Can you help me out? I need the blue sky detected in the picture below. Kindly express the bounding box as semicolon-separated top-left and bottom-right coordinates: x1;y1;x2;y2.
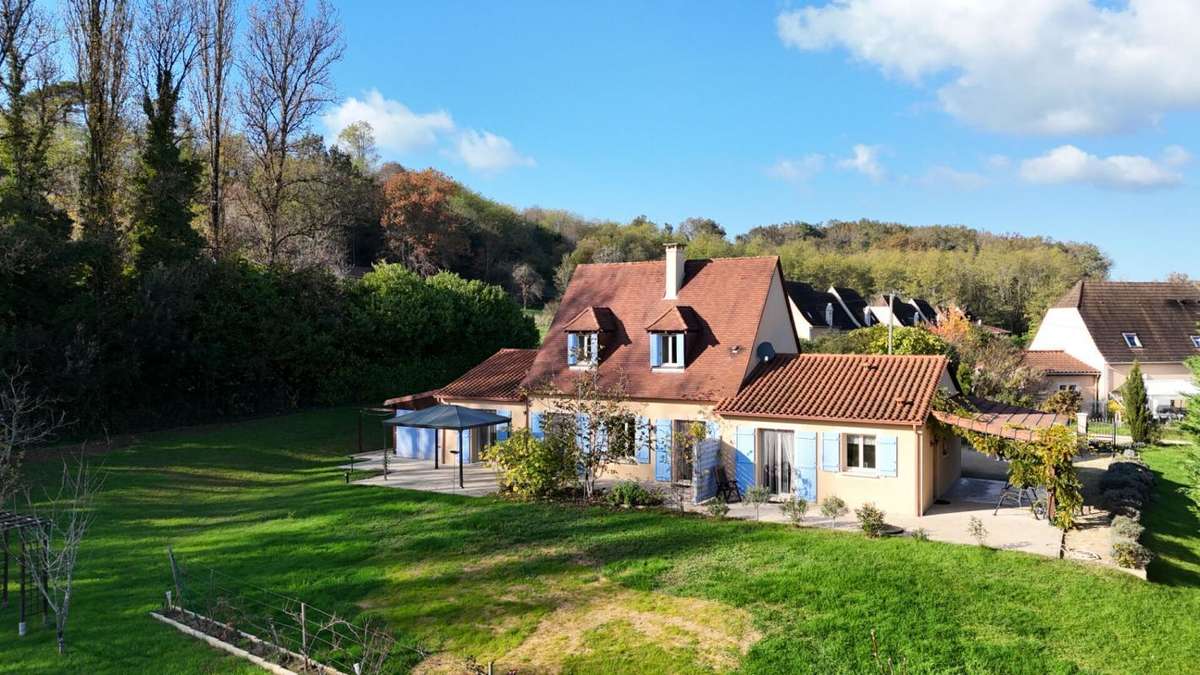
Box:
322;1;1200;279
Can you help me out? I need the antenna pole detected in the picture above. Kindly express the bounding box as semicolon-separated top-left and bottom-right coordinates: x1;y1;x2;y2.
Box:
887;290;894;355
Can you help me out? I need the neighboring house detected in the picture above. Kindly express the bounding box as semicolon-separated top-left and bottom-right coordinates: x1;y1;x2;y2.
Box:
390;244;1065;516
784;281;859;340
1022;350;1101;409
829;286;871;328
1029;280;1200;415
866;294;922;327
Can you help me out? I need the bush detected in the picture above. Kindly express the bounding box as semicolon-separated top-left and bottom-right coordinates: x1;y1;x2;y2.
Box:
605;480;663;508
705;500;730;519
779;496;808;526
1040;388;1083;415
967;516;988;546
1111;515;1145;541
1111;540;1154;569
482;429;577;500
910;528;930;542
855;503;887;538
819;496;847;526
744;486;771;521
1100;487;1146;515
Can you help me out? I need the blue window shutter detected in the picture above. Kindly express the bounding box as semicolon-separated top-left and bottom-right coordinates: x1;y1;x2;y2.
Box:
496;409;511;441
576;414;590;454
531;412;544;439
878;436;898;477
396;427;414;458
795;431;818;501
735;426;755;493
674;333;685;366
636;417;651;463
567;333;578;365
706;421;719;440
649;333;661;367
460;429;473;463
821;432;841;472
589;333;599;362
418;429;435;460
654;419;672;481
596;418;608;451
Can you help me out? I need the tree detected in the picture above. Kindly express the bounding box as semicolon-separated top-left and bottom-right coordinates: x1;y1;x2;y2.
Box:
190;0;235;257
1122;361;1154;444
676;216;725;240
511;262;544;309
129;0;203;272
67;0;133;259
336;120;378;174
1183;357;1200;442
1040;388;1082;415
238;0;344;265
379;168;467;275
1;366;66;505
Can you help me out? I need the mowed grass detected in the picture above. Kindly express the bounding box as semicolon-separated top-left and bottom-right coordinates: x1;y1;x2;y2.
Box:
1;408;1199;673
1142;444;1200;586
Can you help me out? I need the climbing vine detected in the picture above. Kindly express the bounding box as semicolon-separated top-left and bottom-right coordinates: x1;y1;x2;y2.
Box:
932;392;1083;530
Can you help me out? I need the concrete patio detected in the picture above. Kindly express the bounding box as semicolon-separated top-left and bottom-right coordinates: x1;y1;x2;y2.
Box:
344;454;501;497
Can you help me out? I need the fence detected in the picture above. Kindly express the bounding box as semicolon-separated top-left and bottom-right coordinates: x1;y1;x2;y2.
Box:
164;549;420;674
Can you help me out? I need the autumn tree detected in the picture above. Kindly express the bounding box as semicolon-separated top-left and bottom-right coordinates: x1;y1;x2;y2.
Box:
337;120;379;174
238;0;344;266
129;0;203;272
380;167;467;275
190;0;235;256
511;262;544;308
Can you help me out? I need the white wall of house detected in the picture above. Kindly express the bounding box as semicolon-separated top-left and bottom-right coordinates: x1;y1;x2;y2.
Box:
744;272;800;384
1037;374;1101;409
1029;308;1111;392
787;297;816;341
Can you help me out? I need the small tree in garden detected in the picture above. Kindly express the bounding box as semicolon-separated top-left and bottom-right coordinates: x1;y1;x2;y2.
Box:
820;496;847;527
855;503;886;538
1040;388;1083;416
967;516;988;547
1122;361;1155;445
1;367;67;505
744;486;771;521
779;496;808;526
482;429;576;500
705;500;730;519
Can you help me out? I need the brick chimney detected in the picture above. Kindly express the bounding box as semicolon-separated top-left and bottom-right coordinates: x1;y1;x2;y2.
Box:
664;243;685;299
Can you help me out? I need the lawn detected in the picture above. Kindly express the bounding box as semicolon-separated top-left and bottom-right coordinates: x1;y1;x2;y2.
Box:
1142;444;1200;586
3;408;1200;673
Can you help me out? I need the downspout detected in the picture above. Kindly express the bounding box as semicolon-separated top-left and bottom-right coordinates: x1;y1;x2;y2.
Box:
915;424;924;517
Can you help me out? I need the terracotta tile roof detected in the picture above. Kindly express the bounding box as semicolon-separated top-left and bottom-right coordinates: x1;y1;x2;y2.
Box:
1052;280;1200;363
785;282;857;330
383;390;439;410
437;348;538;402
981;324;1011;336
1023;350;1099;376
523;256;785;402
932;396;1069;442
715;353;949;425
645;306;701;332
563;306;617;332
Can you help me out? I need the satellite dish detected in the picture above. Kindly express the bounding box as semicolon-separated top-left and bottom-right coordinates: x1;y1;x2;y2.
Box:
756;342;776;362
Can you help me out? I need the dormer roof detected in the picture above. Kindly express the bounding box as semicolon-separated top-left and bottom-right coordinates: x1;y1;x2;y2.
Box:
646;306;701;332
563;306;617;332
869;294;920;325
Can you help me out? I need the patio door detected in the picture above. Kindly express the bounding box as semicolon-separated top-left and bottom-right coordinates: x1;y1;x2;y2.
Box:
759;430;793;496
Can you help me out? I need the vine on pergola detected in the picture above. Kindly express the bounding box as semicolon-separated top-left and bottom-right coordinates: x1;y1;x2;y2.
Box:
932;392;1083;530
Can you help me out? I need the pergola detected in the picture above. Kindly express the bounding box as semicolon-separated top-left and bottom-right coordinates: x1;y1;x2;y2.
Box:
382;404;511;488
1;510;49;637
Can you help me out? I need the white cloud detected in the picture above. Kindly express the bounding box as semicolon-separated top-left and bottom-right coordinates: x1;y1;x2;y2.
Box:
1163;145;1192;168
322;89;454;153
1018;145;1185;190
455;130;536;172
837;144;885;181
767;154;825;183
919;165;988;190
777;1;1200;135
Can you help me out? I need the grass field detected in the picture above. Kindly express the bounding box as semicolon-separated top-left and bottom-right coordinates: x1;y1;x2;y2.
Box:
2;408;1200;673
1142;444;1200;587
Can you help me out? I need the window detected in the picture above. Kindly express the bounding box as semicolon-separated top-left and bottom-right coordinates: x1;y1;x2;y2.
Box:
567;332;598;366
1191;335;1200;349
1059;384;1079;392
845;434;876;471
1122;332;1142;348
656;333;684;367
758;429;793;495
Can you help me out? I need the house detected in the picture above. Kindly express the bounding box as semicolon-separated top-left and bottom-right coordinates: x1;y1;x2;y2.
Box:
866;294;933;327
784;281;858;340
829;286;871;327
393;244;1065;516
1022;350;1101;409
1029;280;1200;415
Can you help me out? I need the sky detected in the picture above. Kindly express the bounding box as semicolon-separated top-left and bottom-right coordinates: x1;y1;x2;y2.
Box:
321;0;1200;280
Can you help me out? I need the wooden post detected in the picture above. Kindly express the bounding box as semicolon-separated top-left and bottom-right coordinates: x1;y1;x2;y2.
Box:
300;602;308;667
18;539;26;637
357;410;363;455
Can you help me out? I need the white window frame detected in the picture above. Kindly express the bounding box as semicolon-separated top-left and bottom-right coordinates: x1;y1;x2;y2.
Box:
1059;384;1079;392
1122;332;1142;348
659;333;683;368
1191;335;1200;349
569;332;599;368
844;433;878;474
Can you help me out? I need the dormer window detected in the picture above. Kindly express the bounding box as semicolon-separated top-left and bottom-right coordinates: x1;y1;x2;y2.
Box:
1191;335;1200;349
653;333;685;368
646;305;699;370
1122;332;1142;348
563;306;617;367
825;302;834;326
567;332;598;367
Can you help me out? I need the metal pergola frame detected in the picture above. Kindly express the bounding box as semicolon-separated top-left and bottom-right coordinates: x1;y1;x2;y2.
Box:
382;405;511;489
0;510;49;637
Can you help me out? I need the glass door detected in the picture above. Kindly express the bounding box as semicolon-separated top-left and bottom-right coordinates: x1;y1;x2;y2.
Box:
758;430;793;496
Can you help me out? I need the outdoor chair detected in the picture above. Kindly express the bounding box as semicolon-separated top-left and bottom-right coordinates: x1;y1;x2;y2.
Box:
715;466;741;503
993;481;1043;519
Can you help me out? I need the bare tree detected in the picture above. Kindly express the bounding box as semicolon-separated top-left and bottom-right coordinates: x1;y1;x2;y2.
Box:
1;366;66;505
511;262;545;309
21;455;104;655
67;0;134;246
136;0;197;119
190;0;235;256
237;0;343;266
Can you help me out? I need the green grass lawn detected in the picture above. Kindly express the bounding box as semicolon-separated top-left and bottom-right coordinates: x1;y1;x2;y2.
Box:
1142;444;1200;586
3;409;1200;673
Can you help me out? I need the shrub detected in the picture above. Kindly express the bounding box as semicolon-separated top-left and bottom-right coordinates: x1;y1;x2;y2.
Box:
1100;487;1146;515
705;500;730;519
1111;515;1145;541
779;496;808;526
605;480;663;508
1111;540;1154;569
820;496;848;527
910;528;930;542
967;516;988;547
482;429;577;500
1040;388;1082;415
855;503;887;538
744;486;771;521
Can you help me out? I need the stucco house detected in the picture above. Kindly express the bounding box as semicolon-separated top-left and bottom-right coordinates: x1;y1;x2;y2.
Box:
784;281;859;340
392;245;1063;517
1022;350;1101;409
1029;280;1200;415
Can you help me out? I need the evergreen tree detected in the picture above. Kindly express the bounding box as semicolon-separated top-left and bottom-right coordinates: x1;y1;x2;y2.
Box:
1122;361;1154;444
1182;357;1200;442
